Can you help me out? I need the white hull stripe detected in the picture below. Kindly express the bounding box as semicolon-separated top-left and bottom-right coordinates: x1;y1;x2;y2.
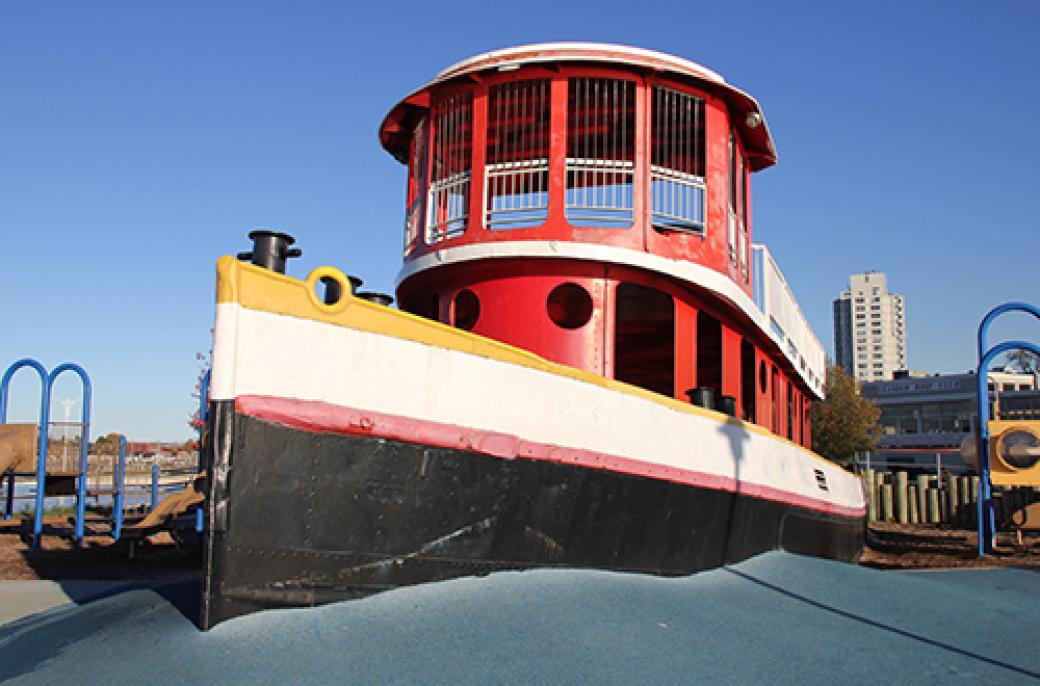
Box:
211;303;864;513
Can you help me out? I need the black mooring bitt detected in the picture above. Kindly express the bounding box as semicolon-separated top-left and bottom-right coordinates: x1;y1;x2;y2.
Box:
237;230;302;274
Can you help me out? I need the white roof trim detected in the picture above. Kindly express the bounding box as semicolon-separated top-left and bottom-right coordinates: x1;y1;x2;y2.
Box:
435;42;727;85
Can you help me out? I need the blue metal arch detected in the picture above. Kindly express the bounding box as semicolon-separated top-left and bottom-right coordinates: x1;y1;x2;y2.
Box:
975;338;1040;555
0;358;49;423
1;359;51;530
47;363;92;546
978;302;1040;361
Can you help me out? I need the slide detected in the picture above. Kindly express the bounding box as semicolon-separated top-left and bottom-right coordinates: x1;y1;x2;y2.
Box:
0;424;37;473
121;473;205;540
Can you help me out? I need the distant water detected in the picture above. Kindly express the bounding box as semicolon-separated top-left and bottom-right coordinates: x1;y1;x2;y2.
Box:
4;482;175;514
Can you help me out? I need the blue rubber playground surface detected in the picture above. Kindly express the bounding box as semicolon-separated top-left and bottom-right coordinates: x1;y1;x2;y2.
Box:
1;551;1038;684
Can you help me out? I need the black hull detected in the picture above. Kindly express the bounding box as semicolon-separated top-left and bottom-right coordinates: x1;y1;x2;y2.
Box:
201;401;863;628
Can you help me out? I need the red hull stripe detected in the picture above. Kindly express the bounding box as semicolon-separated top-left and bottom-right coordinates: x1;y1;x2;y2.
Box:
235;395;865;520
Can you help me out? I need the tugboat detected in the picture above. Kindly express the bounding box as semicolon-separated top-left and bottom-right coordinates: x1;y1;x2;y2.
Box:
200;43;865;629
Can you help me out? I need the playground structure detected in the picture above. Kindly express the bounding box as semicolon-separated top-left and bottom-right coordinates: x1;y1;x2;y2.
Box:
0;357;206;549
974;302;1040;555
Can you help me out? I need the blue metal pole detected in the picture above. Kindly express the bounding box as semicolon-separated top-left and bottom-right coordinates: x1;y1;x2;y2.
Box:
975;340;1040;556
2;359;52;549
151;464;160;511
196;369;209;537
113;436;126;540
197;369;209;475
49;364;91;546
4;472;13;521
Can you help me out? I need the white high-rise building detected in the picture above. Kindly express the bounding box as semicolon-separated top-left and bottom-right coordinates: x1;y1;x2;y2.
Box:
833;272;907;382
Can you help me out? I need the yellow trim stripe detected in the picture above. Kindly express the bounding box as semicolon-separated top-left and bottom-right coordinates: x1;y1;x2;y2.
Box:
215;255;853;475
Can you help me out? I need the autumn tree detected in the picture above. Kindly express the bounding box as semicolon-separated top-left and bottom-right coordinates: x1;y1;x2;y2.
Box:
811;365;881;467
91;433;122;455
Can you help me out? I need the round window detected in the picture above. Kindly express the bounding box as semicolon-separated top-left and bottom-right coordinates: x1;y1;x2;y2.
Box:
547;283;593;329
453;289;480;331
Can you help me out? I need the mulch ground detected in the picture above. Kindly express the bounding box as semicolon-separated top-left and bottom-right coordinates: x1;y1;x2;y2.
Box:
0;529;199;581
860;522;1040;570
2;523;1039;582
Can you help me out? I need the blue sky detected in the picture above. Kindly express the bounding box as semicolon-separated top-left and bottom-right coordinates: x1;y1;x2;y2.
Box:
1;1;1038;440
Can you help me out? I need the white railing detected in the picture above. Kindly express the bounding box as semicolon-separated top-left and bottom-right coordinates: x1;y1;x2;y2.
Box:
727;208;737;262
564;158;634;227
650;165;705;232
485;158;549;229
738;218;748;279
426;171;470;243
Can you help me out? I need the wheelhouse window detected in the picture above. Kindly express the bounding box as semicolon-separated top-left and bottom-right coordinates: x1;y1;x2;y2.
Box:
427;92;473;244
485;80;551;230
728;130;749;277
404;117;428;255
566;78;635;228
738;146;748;280
650;86;705;233
615;283;674;397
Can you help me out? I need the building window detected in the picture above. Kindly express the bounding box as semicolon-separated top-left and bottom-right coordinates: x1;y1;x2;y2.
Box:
650;86;705;234
427;92;473;243
566;78;635;227
485;80;551;230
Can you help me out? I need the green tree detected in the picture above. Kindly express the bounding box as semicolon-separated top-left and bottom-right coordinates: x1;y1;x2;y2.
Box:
811;365;881;466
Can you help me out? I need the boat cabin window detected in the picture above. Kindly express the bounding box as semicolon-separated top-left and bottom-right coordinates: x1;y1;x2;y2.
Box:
650;86;705;233
401;291;440;323
427;92;473;244
566;78;635;228
696;311;722;399
741;339;755;422
485;80;551;230
615;283;674;397
787;382;794;441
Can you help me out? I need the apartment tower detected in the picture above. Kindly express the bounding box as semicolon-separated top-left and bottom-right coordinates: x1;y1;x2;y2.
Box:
833;272;907;381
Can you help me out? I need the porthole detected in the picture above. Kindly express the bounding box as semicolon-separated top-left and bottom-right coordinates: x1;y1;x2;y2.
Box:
759;360;768;393
453;289;480;331
547;283;593;329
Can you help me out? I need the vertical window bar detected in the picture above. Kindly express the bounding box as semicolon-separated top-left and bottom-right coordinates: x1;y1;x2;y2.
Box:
427;92;472;243
565;77;635;227
404;117;427;255
484;79;550;229
650;85;705;233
